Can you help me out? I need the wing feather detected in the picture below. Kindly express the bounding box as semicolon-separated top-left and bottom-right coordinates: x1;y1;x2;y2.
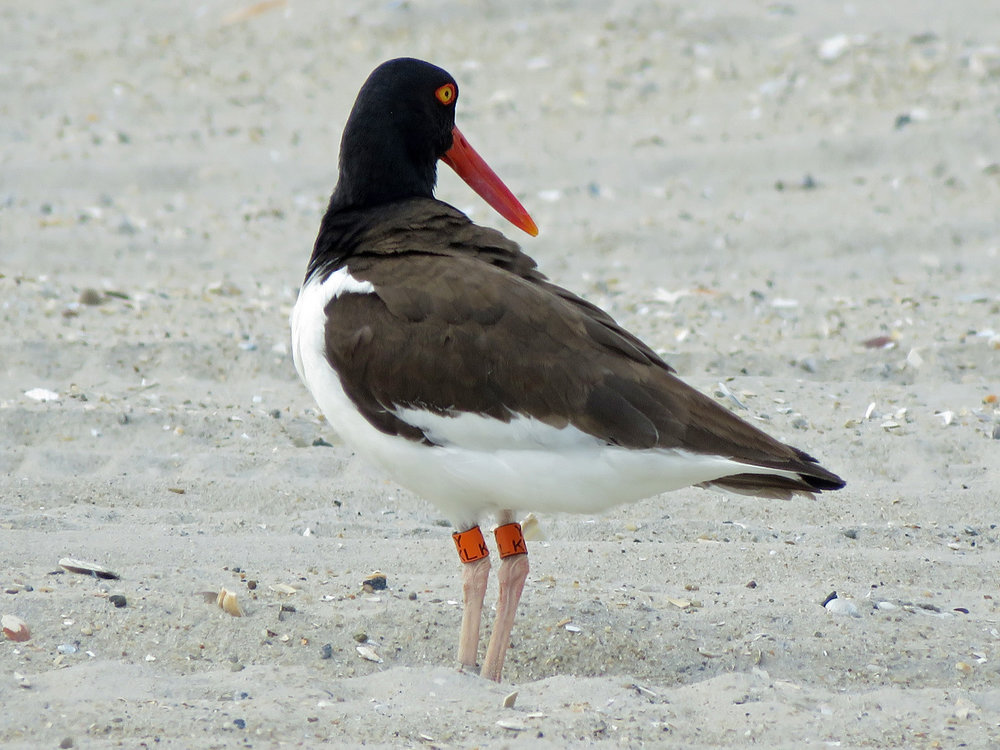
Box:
316;199;844;495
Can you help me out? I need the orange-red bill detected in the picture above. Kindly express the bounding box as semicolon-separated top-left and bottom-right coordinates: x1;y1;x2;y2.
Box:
441;126;538;237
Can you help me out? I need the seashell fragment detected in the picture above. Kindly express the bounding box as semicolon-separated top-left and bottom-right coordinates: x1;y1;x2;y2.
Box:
496;719;527;731
715;381;748;410
2;614;31;642
222;0;287;26
824;594;860;617
58;557;120;580
25;387;60;402
629;683;658;697
269;583;298;595
502;690;518;708
217;588;244;617
356;644;383;663
521;512;545;541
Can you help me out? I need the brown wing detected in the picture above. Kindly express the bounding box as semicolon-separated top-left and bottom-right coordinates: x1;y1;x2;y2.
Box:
320;200;844;495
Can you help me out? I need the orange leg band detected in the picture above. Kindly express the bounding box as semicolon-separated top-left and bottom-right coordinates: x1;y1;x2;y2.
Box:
494;522;527;558
453;526;490;563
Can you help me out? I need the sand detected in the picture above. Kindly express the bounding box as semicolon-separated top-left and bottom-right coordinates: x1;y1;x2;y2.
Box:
2;0;999;746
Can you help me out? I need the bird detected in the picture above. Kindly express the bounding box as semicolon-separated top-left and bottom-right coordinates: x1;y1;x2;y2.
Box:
291;57;845;683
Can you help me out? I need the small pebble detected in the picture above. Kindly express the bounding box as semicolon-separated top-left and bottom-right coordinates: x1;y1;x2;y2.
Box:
117;217;138;234
863;335;896;349
320;643;333;659
842;528;859;540
108;594;127;608
59;738;74;749
233;718;246;730
362;572;387;592
78;288;103;306
818;33;853;62
408;591;417;600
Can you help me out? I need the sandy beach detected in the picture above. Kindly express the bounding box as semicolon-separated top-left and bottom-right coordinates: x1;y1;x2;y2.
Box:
2;0;999;746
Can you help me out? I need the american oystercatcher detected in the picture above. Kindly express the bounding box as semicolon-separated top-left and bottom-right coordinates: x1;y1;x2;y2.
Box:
291;58;845;682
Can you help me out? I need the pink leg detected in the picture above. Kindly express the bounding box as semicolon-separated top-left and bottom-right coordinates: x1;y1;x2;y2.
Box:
481;520;529;682
457;555;490;669
452;526;491;670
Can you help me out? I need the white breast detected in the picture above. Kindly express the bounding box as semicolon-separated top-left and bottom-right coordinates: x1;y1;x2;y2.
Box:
291;268;374;385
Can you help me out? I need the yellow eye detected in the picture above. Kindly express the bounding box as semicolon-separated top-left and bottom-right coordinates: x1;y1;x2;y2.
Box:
435;83;456;105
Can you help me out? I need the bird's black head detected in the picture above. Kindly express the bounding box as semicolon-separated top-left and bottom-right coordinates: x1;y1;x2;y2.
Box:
332;58;459;211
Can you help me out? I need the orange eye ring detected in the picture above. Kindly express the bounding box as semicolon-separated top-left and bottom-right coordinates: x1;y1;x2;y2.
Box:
435;83;456;106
